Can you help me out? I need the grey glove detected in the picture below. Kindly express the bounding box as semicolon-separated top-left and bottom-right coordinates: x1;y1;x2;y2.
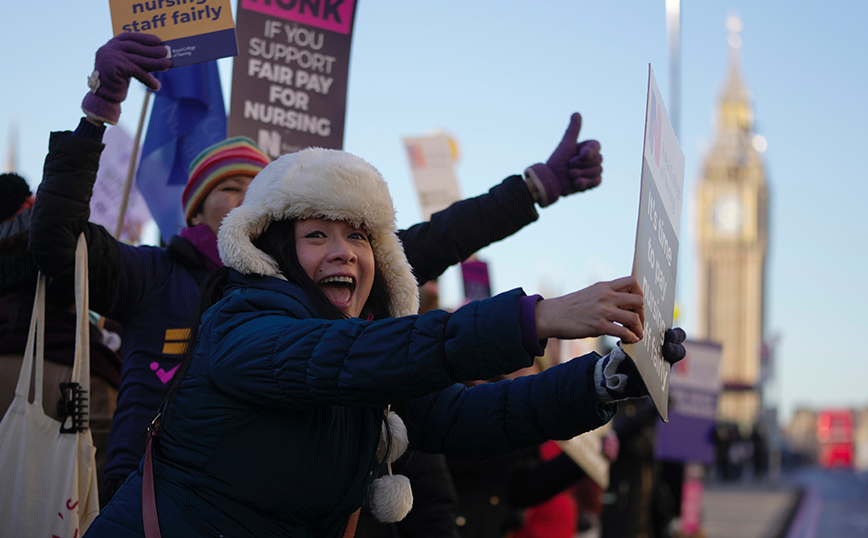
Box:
524;113;604;207
594;346;646;403
594;328;687;403
81;32;172;125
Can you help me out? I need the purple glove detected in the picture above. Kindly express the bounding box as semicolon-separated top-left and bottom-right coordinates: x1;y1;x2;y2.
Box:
81;32;172;125
663;327;687;365
524;113;604;207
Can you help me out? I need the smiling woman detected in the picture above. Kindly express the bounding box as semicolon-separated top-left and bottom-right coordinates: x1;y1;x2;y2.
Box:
82;147;686;538
294;219;376;318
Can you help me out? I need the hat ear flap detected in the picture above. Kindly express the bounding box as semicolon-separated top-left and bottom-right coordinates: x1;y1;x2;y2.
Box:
218;205;280;276
371;233;419;318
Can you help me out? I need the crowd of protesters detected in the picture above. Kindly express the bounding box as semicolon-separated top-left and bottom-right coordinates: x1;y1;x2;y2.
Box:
0;31;698;538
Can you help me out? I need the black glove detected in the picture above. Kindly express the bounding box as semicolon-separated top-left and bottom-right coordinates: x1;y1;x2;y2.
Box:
662;327;687;365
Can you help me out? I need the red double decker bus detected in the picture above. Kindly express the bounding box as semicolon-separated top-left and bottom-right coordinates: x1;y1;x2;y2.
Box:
817;409;853;469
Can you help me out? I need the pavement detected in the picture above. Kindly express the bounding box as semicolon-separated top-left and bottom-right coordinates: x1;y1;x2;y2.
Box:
701;479;804;538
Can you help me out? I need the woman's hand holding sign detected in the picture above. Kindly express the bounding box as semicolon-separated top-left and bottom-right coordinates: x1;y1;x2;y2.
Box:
535;276;645;344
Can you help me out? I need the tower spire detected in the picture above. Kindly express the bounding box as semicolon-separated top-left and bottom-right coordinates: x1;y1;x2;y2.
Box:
719;15;753;132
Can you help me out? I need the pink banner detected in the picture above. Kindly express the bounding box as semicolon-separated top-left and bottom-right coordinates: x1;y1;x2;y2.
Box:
240;0;355;34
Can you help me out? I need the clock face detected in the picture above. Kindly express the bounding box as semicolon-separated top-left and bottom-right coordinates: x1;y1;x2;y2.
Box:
712;194;744;236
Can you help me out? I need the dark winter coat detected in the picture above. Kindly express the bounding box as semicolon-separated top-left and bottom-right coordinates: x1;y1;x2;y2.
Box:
29;128;542;496
447;445;587;538
83;271;614;537
356;450;462;538
29;131;214;488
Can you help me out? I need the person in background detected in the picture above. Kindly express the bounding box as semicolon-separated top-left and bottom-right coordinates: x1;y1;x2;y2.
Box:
28;32;271;504
448;346;679;538
30;31;609;517
83;145;682;537
512;435;617;538
600;397;681;538
0;172;122;488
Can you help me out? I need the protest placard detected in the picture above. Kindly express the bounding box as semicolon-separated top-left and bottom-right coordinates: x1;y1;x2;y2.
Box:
403;133;463;221
228;0;357;156
90;126;153;244
558;425;611;489
655;340;723;464
109;0;237;66
621;66;685;422
461;259;491;302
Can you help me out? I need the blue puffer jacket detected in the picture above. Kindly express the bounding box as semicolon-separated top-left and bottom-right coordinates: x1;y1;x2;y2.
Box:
85;272;614;537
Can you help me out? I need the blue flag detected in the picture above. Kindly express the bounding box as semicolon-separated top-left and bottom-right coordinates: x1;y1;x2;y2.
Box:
136;61;226;242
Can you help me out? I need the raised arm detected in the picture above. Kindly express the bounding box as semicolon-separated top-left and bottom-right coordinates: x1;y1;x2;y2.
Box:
399;112;604;285
30;130;120;311
30;32;170;311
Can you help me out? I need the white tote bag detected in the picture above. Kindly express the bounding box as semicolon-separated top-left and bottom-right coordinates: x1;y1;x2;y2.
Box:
0;233;99;536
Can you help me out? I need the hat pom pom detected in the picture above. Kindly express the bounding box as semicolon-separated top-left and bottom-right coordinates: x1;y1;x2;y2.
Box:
370;473;413;523
376;410;408;464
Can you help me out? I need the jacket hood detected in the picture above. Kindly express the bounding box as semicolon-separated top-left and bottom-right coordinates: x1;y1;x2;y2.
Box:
218;147;419;318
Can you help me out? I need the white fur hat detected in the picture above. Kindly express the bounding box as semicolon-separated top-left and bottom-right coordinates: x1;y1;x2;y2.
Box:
218;147;419;318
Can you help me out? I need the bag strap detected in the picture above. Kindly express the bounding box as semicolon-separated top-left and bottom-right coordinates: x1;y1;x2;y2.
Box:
143;413;162;538
344;508;360;538
70;233;91;400
58;233;92;434
15;274;46;405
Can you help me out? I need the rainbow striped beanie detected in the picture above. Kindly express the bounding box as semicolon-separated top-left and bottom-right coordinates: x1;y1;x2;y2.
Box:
182;137;271;226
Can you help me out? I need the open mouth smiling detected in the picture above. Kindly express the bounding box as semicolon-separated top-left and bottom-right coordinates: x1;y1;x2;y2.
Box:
318;275;356;307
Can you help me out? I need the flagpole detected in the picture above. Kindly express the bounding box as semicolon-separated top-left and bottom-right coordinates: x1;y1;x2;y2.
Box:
115;90;151;239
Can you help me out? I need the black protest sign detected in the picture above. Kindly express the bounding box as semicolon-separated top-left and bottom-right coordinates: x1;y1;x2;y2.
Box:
228;0;357;157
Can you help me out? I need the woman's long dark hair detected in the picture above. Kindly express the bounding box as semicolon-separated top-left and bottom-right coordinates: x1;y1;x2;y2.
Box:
158;218;393;432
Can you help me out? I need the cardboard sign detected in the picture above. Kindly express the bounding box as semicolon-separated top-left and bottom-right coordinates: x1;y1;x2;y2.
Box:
558;424;611;489
621;66;685;422
655;340;723;465
228;0;357;157
90;126;153;244
403;134;463;221
109;0;237;67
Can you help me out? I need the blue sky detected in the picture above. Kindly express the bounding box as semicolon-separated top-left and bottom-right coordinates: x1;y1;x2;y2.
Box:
2;1;866;423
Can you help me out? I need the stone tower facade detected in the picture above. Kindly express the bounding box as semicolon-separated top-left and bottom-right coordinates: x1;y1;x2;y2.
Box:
694;17;769;427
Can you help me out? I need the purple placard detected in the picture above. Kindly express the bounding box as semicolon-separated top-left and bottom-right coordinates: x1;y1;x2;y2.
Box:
461;260;491;302
655;385;718;464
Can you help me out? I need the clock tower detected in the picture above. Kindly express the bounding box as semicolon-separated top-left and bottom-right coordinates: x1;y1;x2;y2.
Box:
695;17;769;427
